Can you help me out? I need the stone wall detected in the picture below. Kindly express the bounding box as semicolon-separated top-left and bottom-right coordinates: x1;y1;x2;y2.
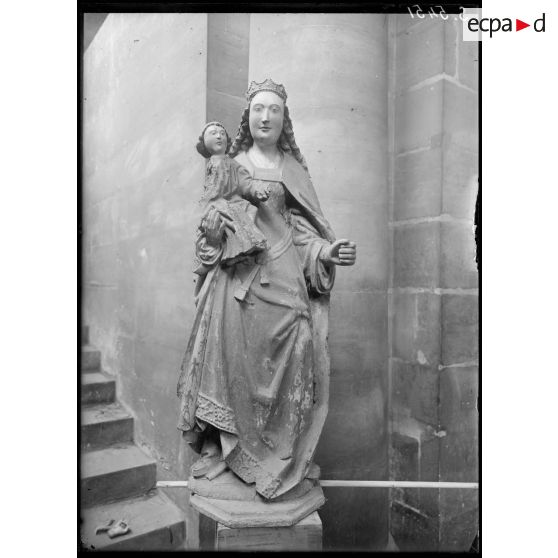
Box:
388;15;479;551
82;13;208;548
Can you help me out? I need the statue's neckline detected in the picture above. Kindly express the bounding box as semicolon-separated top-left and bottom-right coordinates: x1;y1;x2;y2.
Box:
247;148;284;171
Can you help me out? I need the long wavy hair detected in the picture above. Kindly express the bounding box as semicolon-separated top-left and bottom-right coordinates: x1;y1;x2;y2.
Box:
228;104;309;172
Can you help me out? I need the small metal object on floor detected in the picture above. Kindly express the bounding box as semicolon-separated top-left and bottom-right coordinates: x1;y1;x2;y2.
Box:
94;518;115;535
107;519;131;539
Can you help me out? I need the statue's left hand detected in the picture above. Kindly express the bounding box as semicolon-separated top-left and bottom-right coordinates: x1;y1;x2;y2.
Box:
202;206;234;247
322;239;357;266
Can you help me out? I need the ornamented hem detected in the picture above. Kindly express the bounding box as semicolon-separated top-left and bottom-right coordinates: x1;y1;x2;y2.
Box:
195;392;238;435
226;444;282;499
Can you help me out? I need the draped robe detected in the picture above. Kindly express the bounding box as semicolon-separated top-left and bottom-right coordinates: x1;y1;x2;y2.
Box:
177;151;337;499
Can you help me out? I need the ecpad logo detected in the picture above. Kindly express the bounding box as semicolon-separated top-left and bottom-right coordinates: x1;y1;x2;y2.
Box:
463;9;546;41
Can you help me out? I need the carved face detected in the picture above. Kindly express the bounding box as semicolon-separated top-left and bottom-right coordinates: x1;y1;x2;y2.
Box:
203;124;227;155
249;91;284;147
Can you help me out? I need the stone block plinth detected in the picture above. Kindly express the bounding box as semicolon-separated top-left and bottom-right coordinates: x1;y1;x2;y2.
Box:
201;511;322;551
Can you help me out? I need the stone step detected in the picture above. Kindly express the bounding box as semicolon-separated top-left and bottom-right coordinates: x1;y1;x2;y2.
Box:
82;325;89;345
82;402;134;451
80;489;186;551
81;372;116;404
82;345;101;371
81;444;157;508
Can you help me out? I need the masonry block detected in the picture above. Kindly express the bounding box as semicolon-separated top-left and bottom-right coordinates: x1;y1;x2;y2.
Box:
440;487;478;520
392;360;439;426
441;221;478;289
395;81;443;154
390;500;439;552
214;512;322;551
439;491;479;551
457;39;479;91
391;430;440;484
420;433;442;483
321;487;388;551
327;199;389;292
207;13;249;94
82;372;116;405
414;435;442;514
442;142;479;219
444;82;478;152
391;292;441;365
81;445;157;507
396;19;456;93
394;487;439;523
318;379;387;482
82;402;135;450
441;295;478;365
393;223;440;288
82;325;89;345
394;147;442;220
207;13;249;135
391;432;419;481
391;432;441;518
439;366;479;481
330;292;388;380
82;346;101;371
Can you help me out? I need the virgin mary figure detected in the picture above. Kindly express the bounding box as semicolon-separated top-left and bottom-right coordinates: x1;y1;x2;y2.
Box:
177;79;357;501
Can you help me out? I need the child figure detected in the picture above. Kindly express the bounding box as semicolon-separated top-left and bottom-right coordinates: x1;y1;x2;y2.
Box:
196;121;270;267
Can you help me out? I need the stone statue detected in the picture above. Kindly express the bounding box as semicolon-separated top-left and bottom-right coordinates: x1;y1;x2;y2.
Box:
194;121;270;269
177;79;357;526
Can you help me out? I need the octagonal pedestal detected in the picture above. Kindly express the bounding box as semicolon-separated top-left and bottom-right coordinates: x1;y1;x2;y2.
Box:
191;484;325;529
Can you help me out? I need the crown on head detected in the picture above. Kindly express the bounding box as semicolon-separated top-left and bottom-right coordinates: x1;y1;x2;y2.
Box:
246;79;288;103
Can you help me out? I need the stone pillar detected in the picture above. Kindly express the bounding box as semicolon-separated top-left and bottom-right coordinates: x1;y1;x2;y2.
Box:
249;14;390;550
206;14;250;135
388;15;479;551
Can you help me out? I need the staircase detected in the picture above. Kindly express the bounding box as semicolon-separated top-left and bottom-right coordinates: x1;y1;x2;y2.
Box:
80;326;186;551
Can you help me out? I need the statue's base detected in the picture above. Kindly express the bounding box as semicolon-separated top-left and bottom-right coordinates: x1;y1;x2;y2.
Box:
200;511;322;551
191;483;325;528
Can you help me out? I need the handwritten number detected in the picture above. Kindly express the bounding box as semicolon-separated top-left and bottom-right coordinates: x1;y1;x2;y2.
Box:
437;6;449;20
413;5;425;19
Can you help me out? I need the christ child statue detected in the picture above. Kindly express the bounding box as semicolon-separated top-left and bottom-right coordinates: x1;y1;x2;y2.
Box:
196;121;271;267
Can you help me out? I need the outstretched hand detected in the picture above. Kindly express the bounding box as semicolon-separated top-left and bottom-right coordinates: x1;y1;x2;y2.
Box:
322;239;357;266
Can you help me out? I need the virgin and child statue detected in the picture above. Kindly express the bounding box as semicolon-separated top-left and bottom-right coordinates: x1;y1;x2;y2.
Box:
177;79;357;521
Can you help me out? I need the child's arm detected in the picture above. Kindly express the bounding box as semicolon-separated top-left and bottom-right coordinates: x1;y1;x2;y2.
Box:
202;155;232;202
231;159;271;204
